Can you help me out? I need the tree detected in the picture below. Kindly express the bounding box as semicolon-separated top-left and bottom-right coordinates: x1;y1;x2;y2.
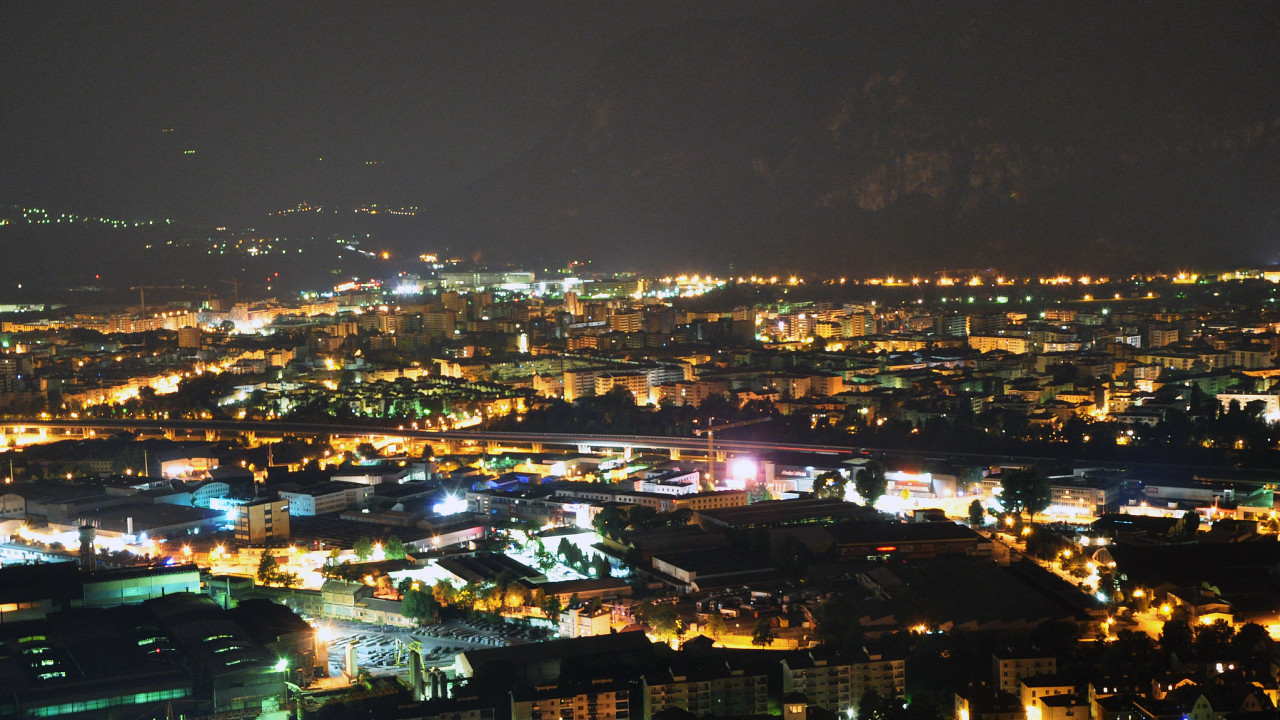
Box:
811;595;865;649
859;688;883;720
622;546;643;570
384;536;407;560
647;604;683;643
591;554;612;578
746;483;773;503
999;467;1051;518
957;466;985;493
627;505;658;530
1232;622;1271;661
401;588;438;626
1194;618;1235;658
257;553;280;585
593;505;628;539
705;613;727;641
968;499;985;528
321;560;363;582
541;593;563;618
257;552;298;587
353;536;375;561
855;460;888;506
1160;618;1194;658
813;471;847;499
558;537;584;567
751;618;776;647
432;579;457;606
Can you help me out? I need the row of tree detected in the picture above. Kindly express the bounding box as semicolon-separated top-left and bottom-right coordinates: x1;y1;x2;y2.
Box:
812;460;889;505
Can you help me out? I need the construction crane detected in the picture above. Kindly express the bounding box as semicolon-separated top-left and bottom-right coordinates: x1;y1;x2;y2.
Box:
129;285;194;317
693;416;771;487
130;285;218;317
218;278;241;305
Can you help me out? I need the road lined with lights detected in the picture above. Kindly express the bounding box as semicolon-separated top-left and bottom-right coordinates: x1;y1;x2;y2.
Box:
0;418;856;456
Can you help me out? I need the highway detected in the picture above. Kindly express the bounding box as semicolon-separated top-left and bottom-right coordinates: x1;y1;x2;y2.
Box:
0;417;857;457
4;417;1258;477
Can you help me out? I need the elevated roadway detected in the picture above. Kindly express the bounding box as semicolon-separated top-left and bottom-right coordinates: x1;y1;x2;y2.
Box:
0;417;856;458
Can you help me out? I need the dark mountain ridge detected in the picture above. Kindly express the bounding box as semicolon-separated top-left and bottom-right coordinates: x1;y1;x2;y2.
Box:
417;3;1280;275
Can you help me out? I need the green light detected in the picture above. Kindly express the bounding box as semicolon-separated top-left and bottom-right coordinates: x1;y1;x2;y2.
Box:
274;658;288;672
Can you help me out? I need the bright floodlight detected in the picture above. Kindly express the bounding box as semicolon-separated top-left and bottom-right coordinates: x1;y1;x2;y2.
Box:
274;658;288;672
432;495;467;516
730;458;757;481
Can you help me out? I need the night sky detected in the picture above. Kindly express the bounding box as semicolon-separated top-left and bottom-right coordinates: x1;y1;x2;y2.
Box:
4;2;1280;276
2;1;813;219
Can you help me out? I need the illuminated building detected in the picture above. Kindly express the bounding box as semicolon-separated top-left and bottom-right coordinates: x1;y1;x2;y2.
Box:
0;356;22;392
981;472;1121;518
671;490;748;513
1021;676;1076;720
781;649;905;713
954;687;1024;720
1215;391;1280;419
563;367;609;402
969;334;1030;354
1036;694;1086;720
1147;325;1180;348
234;497;291;545
609;310;644;333
319;580;415;627
648;378;731;407
177;326;202;348
81;563;201;607
994;651;1057;695
557;604;613;639
510;678;632;720
759;460;850;496
439;271;535;292
276;481;373;516
634;468;700;495
594;372;651;402
642;660;769;718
